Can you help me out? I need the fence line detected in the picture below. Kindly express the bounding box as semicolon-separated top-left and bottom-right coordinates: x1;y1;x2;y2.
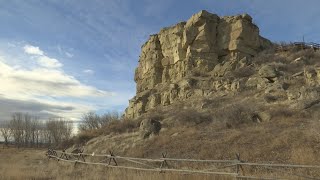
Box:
47;154;238;176
54;150;238;163
236;175;284;180
54;150;163;162
47;149;320;179
238;162;320;169
265;166;320;180
160;157;237;163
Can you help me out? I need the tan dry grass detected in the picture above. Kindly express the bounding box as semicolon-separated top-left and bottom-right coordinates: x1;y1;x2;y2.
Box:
0;148;233;180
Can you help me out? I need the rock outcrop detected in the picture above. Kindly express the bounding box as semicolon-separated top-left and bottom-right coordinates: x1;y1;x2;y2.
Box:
125;10;272;118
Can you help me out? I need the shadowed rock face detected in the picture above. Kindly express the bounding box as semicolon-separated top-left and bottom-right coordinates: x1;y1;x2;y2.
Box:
125;10;272;119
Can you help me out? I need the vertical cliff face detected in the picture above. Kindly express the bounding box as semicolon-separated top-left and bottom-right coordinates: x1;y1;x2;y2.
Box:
125;10;272;119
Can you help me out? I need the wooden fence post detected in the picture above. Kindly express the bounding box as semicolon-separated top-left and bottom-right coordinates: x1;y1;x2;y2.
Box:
108;150;117;166
160;152;169;173
235;153;245;179
77;149;86;162
59;149;69;160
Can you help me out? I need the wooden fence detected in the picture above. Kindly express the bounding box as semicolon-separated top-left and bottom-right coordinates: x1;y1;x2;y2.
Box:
46;149;320;180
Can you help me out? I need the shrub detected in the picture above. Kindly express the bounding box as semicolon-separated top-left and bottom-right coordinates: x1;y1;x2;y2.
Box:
254;52;286;65
264;95;279;103
230;66;255;78
104;119;140;135
75;130;102;145
172;108;212;126
269;108;294;119
79;111;120;132
214;102;259;128
192;70;209;77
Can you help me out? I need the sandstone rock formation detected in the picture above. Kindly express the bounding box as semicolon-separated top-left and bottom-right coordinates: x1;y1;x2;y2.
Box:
125;10;272;119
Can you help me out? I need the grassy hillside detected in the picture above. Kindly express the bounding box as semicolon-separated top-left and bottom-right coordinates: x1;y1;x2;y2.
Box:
77;47;320;179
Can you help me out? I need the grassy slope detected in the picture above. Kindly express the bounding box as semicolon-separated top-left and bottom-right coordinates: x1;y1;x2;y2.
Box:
81;48;320;178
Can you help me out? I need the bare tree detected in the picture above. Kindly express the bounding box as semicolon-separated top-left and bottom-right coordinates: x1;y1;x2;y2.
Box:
46;118;73;145
79;112;101;131
30;117;41;147
23;114;32;146
0;121;11;147
100;111;120;125
9;113;25;148
6;113;73;148
79;111;120;132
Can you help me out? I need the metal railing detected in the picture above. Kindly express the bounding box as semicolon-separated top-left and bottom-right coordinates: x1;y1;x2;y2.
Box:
276;42;320;52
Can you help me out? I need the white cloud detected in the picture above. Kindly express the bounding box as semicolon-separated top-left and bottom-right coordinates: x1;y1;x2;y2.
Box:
23;44;44;56
37;56;63;68
83;69;94;74
0;60;108;98
23;44;63;69
0;44;113;121
23;45;62;68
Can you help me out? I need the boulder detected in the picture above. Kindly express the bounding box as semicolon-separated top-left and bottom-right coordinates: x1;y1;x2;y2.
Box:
246;77;269;89
304;67;320;86
139;119;162;139
212;60;237;77
259;65;278;79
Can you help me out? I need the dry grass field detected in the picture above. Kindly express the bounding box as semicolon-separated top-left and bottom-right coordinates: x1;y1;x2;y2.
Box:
0;147;233;180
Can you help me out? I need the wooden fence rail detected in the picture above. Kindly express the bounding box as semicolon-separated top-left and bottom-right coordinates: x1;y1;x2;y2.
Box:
46;149;320;180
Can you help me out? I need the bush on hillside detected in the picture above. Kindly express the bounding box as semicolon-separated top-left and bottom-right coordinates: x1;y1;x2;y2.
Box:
214;102;259;128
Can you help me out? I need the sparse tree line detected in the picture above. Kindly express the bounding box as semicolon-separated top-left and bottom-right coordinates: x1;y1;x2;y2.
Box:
0;112;73;148
78;111;121;132
0;111;128;148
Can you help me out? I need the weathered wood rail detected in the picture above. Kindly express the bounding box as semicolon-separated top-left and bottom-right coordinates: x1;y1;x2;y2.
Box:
46;148;320;180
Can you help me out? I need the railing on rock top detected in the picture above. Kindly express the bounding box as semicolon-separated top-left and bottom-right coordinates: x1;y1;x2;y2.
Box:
276;42;320;52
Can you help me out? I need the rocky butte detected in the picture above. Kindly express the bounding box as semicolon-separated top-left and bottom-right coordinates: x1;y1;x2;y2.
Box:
84;11;320;174
125;10;272;118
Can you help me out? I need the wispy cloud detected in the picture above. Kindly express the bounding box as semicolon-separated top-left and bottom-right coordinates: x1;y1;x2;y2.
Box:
65;52;74;58
83;69;94;75
56;45;74;58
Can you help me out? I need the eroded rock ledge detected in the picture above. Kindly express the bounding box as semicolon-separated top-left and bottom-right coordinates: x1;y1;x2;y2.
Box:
125;10;272;118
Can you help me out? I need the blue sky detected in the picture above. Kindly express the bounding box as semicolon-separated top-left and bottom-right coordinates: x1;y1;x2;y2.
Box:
0;0;319;121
